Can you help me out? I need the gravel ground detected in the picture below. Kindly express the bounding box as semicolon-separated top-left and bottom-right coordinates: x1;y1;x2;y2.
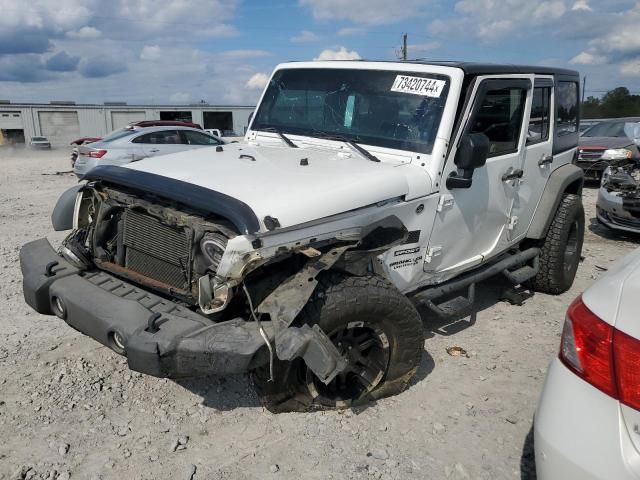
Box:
0;148;638;480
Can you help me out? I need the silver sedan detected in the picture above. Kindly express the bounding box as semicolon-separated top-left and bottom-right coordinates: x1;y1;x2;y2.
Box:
73;126;224;177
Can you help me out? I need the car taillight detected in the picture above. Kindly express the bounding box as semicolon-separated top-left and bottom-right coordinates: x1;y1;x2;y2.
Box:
560;297;616;397
560;296;640;410
614;329;640;411
89;149;107;158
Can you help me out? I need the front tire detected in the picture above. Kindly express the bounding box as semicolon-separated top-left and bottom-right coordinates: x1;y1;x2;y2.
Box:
528;193;584;294
252;273;424;413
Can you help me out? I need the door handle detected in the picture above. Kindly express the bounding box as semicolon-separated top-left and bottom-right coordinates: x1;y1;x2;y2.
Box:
148;148;160;153
501;169;524;182
538;154;553;167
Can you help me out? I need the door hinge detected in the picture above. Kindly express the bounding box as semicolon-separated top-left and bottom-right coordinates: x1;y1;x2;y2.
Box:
425;245;443;263
507;216;519;230
437;194;455;212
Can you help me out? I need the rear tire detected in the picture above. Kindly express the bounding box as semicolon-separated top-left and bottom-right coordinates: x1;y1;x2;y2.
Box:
252;273;424;413
528;193;584;294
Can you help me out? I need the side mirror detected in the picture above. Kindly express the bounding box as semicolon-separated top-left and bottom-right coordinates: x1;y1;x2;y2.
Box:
446;132;490;189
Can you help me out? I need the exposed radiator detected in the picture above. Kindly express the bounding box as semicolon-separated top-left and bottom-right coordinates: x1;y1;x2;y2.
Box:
122;209;191;290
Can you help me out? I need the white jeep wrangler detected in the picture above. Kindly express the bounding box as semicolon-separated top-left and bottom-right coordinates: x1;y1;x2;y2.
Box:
21;61;584;412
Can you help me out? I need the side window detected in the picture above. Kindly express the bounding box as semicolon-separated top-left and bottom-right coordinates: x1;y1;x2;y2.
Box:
182;130;222;145
132;130;182;144
469;85;528;157
527;87;551;145
556;81;578;136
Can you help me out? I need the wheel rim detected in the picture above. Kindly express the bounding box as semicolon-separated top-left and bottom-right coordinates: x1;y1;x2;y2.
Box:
305;321;391;407
564;219;579;273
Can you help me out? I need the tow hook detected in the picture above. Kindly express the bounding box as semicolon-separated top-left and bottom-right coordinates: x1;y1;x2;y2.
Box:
44;261;60;277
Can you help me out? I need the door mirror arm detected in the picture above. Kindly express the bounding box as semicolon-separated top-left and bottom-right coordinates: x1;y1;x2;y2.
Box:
446;169;474;189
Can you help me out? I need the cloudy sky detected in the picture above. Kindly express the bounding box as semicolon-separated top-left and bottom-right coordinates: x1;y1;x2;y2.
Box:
0;0;638;105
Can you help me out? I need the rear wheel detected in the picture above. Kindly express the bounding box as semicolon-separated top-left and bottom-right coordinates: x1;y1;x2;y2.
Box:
252;273;424;413
528;193;584;294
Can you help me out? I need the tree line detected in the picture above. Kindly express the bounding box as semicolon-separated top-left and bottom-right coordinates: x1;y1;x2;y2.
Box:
582;87;640;119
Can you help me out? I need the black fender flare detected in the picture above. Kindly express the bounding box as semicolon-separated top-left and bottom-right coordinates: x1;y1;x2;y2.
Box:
527;163;584;239
51;184;84;231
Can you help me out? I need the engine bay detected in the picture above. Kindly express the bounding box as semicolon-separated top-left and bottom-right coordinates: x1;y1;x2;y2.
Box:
67;185;238;304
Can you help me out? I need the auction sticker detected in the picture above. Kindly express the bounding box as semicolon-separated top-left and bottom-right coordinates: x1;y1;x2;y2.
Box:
390;75;446;97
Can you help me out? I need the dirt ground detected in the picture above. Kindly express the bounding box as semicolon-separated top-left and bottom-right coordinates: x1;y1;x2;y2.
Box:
0;148;637;480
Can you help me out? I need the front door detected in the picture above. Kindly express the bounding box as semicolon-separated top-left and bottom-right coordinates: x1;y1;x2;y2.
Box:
425;76;533;277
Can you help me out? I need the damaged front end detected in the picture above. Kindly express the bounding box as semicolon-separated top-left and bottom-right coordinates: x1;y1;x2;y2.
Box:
597;165;640;233
24;172;409;384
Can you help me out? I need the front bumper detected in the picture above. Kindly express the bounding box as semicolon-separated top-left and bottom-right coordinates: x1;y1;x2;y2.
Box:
534;359;640;480
597;187;640;234
20;238;269;378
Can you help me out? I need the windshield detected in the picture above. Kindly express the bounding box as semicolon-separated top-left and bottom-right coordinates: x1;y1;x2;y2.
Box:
582;121;640;139
252;68;450;154
101;127;138;143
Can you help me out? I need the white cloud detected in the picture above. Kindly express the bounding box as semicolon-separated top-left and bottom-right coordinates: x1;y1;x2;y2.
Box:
313;47;361;61
291;30;320;43
300;0;428;25
620;59;640;76
437;0;570;41
66;26;101;39
246;72;269;90
140;45;161;61
570;51;606;65
572;0;592;11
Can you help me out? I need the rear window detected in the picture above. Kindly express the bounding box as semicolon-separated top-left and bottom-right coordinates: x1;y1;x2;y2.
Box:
557;81;578;136
101;128;138;143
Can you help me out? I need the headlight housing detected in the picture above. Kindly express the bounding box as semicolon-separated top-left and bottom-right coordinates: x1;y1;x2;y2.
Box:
602;148;633;160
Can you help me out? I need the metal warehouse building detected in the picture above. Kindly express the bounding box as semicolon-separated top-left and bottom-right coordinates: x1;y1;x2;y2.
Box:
0;101;255;146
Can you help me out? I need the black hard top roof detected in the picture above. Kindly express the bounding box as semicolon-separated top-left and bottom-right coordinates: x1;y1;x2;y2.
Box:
403;60;579;77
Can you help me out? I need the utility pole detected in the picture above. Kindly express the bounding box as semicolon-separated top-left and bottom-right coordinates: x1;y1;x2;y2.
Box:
401;33;408;60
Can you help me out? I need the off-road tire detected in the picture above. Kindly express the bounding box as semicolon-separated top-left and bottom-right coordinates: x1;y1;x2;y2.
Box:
252;273;424;413
528;193;584;294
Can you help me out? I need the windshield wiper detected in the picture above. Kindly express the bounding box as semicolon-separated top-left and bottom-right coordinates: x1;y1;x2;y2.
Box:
257;127;298;148
312;132;380;163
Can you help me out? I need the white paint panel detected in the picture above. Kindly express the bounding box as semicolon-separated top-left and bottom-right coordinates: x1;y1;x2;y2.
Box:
111;111;146;130
0;111;23;130
38;111;80;146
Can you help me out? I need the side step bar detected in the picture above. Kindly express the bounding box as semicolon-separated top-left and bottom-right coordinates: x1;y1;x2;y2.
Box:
411;247;540;316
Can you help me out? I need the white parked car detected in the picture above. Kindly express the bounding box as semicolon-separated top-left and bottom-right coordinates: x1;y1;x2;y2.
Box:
29;136;51;149
535;248;640;479
22;61;584;413
73;126;224;177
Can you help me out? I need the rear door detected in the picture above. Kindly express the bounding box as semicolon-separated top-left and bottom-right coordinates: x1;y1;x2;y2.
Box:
132;130;185;159
511;77;554;240
425;75;533;275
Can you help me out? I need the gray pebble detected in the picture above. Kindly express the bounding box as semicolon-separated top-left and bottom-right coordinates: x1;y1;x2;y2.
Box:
269;464;280;473
369;449;389;460
59;443;70;455
433;422;446;435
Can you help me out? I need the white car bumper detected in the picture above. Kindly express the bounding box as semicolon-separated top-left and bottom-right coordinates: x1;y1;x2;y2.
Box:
534;358;640;480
